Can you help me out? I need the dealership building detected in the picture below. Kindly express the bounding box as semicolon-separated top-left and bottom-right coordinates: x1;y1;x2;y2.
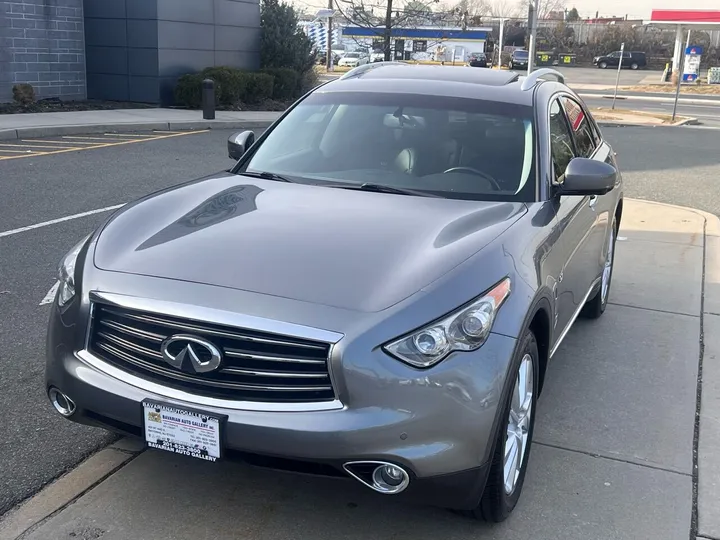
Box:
0;0;261;104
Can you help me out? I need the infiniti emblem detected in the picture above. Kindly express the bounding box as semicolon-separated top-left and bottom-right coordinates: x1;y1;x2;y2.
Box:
160;334;222;374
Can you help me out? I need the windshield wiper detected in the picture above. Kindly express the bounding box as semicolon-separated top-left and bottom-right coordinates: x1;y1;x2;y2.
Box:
325;182;439;198
239;171;294;183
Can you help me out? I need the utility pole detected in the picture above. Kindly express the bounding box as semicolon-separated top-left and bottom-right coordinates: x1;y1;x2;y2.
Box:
527;0;537;72
672;29;691;121
497;18;505;68
326;0;334;71
383;0;394;61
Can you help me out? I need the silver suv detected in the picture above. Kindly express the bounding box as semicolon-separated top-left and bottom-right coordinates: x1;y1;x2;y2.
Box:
46;64;623;521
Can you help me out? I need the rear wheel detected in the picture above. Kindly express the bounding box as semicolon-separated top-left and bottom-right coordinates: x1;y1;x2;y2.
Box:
630;62;639;70
466;330;539;522
582;215;618;319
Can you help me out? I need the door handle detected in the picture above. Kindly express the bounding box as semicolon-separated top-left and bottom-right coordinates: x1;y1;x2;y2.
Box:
588;195;598;209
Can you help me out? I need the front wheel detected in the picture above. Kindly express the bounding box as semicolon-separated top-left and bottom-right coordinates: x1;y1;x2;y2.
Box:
466;330;539;522
582;215;617;319
599;61;608;69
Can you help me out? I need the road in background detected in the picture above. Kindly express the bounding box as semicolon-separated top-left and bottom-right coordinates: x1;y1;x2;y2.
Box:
1;124;719;517
581;94;720;127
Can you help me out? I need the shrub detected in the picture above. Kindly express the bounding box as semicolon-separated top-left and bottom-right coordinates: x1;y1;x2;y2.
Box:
201;66;247;105
174;74;203;108
243;72;274;103
261;67;299;100
12;83;35;105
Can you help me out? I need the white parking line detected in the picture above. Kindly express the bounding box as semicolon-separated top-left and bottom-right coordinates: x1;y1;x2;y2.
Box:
40;281;59;305
0;204;124;239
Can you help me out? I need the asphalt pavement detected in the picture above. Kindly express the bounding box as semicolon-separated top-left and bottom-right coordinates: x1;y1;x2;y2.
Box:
0;128;251;515
1;124;719;521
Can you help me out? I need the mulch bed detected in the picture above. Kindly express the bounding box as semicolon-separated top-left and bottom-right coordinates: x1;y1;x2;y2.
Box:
0;99;156;114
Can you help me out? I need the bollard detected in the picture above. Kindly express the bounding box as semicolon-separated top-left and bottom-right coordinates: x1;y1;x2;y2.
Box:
202;78;215;120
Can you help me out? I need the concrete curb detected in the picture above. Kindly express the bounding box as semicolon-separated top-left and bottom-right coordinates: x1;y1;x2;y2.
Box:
0;120;275;140
596;116;698;128
580;93;720;105
0;438;145;540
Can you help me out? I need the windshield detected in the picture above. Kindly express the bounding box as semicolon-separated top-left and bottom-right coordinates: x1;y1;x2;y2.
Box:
345;52;361;58
513;50;529;59
237;91;536;202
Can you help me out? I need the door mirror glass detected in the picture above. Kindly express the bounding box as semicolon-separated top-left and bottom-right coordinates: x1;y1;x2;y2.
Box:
561;157;616;196
228;130;255;161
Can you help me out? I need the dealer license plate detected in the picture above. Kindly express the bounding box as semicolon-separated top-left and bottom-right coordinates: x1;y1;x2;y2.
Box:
142;400;225;462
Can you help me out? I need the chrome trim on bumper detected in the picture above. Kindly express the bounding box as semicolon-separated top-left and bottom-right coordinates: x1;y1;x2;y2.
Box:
75;349;345;412
88;291;345;345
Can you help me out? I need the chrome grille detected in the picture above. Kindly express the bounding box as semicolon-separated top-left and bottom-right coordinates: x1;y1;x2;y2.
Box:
88;303;335;402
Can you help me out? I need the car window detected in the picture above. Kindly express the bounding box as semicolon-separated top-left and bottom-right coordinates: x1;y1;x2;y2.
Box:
560;97;596;158
238;92;537;202
549;99;575;182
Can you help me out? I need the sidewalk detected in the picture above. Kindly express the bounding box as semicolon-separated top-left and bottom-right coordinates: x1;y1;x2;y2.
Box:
0;198;717;540
0;109;283;140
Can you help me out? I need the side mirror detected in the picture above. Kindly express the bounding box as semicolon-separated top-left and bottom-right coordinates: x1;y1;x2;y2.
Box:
560;157;616;196
228;130;255;161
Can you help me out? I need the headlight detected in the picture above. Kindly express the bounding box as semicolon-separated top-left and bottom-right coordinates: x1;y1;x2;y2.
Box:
383;278;511;368
57;234;91;307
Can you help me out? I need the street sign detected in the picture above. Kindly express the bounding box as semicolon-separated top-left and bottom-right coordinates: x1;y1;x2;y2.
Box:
683;46;703;83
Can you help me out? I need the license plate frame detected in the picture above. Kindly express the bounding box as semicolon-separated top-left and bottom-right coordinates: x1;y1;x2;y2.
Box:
141;400;228;462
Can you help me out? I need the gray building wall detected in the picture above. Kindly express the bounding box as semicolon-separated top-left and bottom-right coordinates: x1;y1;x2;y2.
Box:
84;0;261;105
0;0;86;103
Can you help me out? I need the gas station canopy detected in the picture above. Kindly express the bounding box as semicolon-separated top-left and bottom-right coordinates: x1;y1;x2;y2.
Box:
644;9;720;30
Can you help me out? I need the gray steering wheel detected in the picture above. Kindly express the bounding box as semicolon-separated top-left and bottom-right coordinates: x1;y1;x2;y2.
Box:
443;166;502;191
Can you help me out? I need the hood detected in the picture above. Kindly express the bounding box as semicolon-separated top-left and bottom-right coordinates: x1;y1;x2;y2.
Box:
94;176;526;312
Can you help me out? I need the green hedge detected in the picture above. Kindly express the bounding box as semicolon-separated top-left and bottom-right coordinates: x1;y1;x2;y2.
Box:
201;66;247;105
261;67;299;100
174;74;205;108
244;72;275;103
175;68;291;107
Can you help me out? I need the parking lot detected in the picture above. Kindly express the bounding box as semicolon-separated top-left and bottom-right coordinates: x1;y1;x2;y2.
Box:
0;125;718;539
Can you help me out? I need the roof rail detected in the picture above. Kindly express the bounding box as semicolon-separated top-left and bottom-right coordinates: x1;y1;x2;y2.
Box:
520;68;565;91
339;61;409;80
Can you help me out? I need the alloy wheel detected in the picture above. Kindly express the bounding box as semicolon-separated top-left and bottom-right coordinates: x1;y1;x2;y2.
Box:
601;225;615;304
503;353;534;495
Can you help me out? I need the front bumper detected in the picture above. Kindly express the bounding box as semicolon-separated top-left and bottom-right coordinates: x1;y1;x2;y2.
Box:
45;280;517;509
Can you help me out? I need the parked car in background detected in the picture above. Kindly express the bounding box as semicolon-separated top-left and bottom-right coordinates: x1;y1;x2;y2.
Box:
370;49;386;63
46;63;623;523
316;50;341;66
338;51;369;68
509;49;529;70
467;52;488;67
593;51;647;70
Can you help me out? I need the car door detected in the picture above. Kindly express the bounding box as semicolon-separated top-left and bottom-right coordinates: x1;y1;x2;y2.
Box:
607;51;621;67
560;95;614;290
548;97;599;335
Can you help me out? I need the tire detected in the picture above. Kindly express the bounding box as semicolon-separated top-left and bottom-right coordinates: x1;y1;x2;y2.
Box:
465;330;539;522
599;61;608;69
509;62;513;70
630;63;639;70
581;215;618;319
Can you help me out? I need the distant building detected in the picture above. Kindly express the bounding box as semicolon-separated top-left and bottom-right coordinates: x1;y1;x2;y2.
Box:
1;0;261;105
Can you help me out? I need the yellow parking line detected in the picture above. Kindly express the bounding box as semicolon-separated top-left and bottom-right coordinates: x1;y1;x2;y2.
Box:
0;143;84;150
0;130;209;161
